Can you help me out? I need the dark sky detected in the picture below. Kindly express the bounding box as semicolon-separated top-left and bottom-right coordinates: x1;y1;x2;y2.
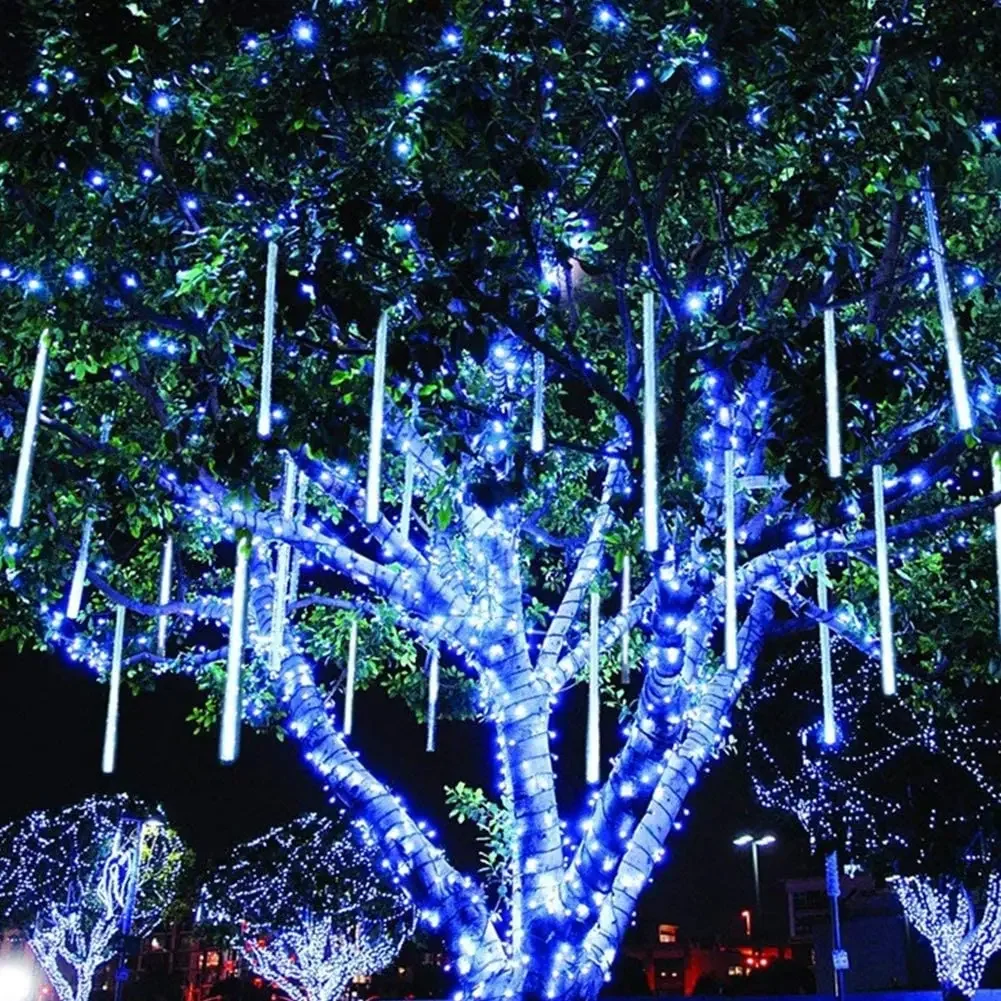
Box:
0;646;816;942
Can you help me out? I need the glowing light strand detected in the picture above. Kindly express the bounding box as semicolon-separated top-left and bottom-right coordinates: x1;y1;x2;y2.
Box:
9;328;50;528
101;605;126;774
156;536;174;657
67;417;113;621
343;618;358;736
220;533;251;763
817;553;837;745
257;241;279;438
921;167;973;431
426;645;440;753
993;452;1001;643
642;291;658;552
364;311;389;524
269;455;297;676
823;306;842;478
620;554;631;684
531;349;545;453
724;447;737;670
586;589;601;784
66;517;95;622
287;472;309;606
400;446;416;541
872;464;896;695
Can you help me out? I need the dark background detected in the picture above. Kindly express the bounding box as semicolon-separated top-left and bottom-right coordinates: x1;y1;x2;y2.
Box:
0;647;816;942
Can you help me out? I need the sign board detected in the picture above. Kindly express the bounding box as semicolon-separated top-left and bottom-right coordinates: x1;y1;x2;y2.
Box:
832;949;850;971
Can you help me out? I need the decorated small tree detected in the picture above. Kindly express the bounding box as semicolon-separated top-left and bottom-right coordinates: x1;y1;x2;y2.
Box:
745;638;1001;1000
3;1;1001;998
894;871;1001;1001
200;813;412;1001
0;794;187;1001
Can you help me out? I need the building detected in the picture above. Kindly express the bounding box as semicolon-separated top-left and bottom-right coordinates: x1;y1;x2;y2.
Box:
622;921;802;996
785;871;929;993
135;927;242;1001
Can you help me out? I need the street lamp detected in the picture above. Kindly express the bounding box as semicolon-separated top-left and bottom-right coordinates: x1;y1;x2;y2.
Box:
113;816;164;1001
734;833;776;927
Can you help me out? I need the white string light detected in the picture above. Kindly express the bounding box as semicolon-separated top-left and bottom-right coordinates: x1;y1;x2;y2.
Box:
894;873;1001;999
200;813;412;1001
0;795;185;1001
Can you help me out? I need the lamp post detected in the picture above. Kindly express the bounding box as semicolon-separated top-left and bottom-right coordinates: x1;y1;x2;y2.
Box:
113;816;162;1001
734;834;776;933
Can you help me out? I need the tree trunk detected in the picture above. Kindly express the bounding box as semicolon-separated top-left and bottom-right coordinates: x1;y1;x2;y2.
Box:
942;985;971;1001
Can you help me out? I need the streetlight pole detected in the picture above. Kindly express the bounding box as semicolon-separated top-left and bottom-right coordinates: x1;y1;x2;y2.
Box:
113;816;160;1001
826;851;847;1001
734;834;776;939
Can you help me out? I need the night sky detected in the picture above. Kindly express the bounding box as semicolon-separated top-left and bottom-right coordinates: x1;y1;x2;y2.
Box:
0;644;817;942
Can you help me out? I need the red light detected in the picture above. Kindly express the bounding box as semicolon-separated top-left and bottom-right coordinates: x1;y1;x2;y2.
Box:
760;958;769;968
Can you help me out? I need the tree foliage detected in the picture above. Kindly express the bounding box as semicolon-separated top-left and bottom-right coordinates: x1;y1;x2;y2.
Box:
3;0;1001;997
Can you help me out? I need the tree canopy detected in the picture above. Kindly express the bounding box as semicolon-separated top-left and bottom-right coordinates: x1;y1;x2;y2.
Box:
4;0;1001;997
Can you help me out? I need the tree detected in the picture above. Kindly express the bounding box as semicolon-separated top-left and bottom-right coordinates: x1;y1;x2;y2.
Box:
200;813;412;1001
2;1;1001;998
895;873;1001;1001
744;637;1001;1000
0;795;187;1001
